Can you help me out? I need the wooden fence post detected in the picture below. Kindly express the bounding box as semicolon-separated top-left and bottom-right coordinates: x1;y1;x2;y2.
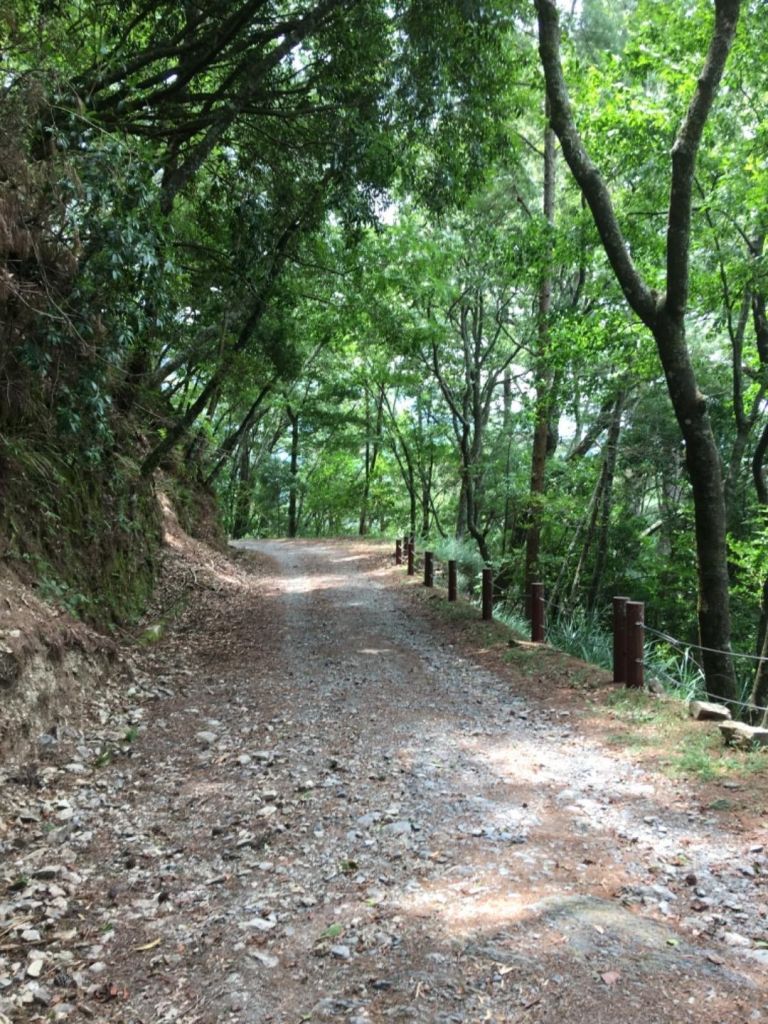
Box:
482;568;493;621
612;596;629;683
626;600;644;688
448;560;457;602
424;551;434;587
530;582;545;643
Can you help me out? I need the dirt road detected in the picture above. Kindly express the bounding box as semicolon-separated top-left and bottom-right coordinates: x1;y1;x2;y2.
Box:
1;536;766;1023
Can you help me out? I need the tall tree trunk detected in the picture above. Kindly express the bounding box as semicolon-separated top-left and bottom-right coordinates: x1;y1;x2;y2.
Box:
501;377;514;553
754;622;768;725
456;479;468;539
747;289;768;717
231;437;252;539
463;442;491;564
654;315;736;700
550;392;627;611
359;385;384;536
524;112;556;595
287;405;299;538
503;370;512;429
392;442;417;537
586;391;624;608
384;396;418;538
429;492;446;538
419;450;434;537
750;419;768;719
723;290;754;528
420;486;431;537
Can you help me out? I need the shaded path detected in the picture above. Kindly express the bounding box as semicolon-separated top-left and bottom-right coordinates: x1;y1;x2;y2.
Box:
1;537;766;1024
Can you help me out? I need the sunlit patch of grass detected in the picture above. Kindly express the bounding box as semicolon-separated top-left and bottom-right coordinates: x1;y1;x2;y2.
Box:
593;688;768;780
601;688;684;726
667;731;768;781
667;733;727;781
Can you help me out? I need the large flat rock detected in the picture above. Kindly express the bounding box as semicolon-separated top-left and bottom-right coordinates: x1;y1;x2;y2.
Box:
719;721;768;749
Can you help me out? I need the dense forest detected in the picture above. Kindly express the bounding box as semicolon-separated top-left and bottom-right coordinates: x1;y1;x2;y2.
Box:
2;1;767;712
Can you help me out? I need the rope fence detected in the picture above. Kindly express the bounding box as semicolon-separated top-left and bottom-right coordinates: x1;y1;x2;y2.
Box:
393;535;767;716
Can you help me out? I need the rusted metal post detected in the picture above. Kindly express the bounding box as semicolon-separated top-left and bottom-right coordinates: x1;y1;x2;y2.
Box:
395;538;402;565
482;567;493;621
424;551;434;587
407;541;415;576
626;600;644;688
612;596;630;683
448;560;458;602
530;582;545;643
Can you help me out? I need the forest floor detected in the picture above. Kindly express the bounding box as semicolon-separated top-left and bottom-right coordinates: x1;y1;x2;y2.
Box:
2;516;768;1024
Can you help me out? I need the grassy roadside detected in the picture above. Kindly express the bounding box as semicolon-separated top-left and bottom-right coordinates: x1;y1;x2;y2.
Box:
393;568;768;788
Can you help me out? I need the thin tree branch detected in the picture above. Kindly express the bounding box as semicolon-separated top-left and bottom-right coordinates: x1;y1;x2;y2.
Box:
535;0;657;327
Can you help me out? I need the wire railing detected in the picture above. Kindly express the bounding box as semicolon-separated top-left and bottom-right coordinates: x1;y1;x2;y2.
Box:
641;623;768;663
639;623;768;716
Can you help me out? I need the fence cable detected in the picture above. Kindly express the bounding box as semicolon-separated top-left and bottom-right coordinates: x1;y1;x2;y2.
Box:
639;626;768;715
641;623;768;663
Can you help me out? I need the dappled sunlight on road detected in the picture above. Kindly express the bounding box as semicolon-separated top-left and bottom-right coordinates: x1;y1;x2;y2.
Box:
279;573;349;595
207;537;766;1021
397;874;530;934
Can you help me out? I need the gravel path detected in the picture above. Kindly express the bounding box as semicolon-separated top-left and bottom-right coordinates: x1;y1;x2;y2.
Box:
1;537;767;1024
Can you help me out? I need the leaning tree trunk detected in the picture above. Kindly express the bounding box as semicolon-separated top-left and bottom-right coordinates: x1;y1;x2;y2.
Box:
141;210;309;478
535;0;740;703
567;460;607;609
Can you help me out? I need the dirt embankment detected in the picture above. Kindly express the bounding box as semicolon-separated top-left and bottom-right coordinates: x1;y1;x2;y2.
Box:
0;566;125;757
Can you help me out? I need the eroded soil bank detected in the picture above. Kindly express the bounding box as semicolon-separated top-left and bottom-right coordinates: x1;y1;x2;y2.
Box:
1;533;767;1024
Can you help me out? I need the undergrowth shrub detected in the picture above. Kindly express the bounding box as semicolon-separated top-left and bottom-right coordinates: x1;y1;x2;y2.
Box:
431;536;486;593
499;601;713;704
